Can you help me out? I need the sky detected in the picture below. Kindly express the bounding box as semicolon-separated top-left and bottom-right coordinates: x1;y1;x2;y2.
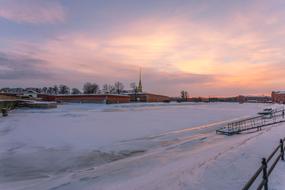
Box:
1;0;285;96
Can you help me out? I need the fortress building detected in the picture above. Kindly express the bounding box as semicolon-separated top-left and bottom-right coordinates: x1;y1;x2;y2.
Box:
129;68;170;103
39;69;170;104
272;91;285;104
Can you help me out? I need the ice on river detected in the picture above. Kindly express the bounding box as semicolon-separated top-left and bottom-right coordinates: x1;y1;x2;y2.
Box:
0;102;284;190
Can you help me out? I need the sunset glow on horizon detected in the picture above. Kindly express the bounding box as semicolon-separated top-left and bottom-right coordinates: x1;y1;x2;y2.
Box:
1;0;285;96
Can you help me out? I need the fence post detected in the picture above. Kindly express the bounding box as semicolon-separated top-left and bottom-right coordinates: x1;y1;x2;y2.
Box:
262;158;268;190
281;139;284;161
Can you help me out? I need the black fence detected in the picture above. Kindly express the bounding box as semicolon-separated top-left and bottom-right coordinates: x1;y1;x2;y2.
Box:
242;138;285;190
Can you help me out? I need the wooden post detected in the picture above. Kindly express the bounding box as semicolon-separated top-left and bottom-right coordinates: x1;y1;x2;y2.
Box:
262;158;268;190
281;139;284;161
1;108;8;117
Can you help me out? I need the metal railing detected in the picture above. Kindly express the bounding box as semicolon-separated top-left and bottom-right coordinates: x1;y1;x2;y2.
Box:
242;138;285;190
217;109;285;135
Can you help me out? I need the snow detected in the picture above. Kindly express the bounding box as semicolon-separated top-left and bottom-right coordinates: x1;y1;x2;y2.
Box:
0;102;285;190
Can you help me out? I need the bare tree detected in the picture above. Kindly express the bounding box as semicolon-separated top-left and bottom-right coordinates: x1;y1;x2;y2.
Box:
102;84;112;94
114;81;124;94
35;88;42;93
53;85;59;95
47;87;54;94
102;84;109;94
103;84;116;94
42;87;48;94
14;88;24;94
0;88;10;93
83;82;99;94
109;85;116;94
181;90;189;101
71;88;81;94
130;82;137;93
59;85;70;94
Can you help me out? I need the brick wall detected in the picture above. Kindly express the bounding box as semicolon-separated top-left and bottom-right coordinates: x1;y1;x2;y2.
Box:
38;94;130;104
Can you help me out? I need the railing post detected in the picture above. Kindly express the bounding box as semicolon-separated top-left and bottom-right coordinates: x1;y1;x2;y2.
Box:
262;158;268;190
1;108;8;117
281;139;284;161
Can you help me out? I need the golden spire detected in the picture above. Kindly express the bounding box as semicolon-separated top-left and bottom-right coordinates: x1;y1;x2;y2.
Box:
138;68;143;93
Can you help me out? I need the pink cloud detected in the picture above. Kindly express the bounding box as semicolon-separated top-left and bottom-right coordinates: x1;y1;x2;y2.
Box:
0;0;65;24
3;2;285;96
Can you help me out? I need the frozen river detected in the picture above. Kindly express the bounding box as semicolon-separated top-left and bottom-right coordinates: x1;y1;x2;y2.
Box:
0;102;270;149
0;102;283;190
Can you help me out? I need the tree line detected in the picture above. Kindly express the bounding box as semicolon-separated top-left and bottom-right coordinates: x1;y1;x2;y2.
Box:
1;82;189;99
0;81;130;95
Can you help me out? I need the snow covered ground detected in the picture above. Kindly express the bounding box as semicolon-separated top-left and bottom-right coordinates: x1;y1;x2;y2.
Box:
0;102;284;190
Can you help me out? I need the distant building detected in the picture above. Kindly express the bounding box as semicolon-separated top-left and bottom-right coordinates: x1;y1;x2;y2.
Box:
237;95;246;103
185;95;271;103
129;93;170;103
246;96;271;103
272;91;285;104
3;88;24;95
22;90;38;98
0;93;18;100
189;97;210;102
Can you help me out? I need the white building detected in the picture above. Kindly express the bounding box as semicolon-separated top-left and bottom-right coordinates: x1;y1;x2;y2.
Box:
23;90;38;98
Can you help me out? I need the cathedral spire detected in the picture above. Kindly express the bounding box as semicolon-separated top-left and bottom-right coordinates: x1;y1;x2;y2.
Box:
137;68;143;93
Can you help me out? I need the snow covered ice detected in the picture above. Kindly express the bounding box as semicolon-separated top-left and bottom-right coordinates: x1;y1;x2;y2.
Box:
0;102;285;190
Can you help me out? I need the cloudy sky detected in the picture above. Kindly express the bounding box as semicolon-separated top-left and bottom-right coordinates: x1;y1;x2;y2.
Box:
1;0;285;96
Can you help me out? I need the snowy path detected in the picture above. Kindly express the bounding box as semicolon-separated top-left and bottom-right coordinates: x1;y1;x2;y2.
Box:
0;102;284;190
30;123;284;190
